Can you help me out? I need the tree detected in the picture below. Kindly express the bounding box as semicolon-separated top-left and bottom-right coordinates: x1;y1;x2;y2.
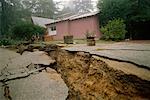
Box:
0;0;15;35
57;0;95;18
56;6;74;19
98;0;150;39
12;22;45;40
98;0;132;25
72;0;94;13
101;18;127;41
21;0;57;18
0;0;58;36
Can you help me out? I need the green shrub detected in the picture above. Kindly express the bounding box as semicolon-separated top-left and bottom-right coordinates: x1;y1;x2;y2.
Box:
100;18;127;41
12;22;46;40
0;38;14;46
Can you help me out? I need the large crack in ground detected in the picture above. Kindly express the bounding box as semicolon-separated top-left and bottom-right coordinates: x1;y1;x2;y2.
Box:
48;48;150;100
0;62;52;100
1;44;150;100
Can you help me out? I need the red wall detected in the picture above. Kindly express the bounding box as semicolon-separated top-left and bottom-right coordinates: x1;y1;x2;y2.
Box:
53;15;101;40
53;21;69;40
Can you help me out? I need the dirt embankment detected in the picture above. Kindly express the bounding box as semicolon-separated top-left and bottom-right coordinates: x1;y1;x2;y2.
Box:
15;44;150;99
49;49;150;100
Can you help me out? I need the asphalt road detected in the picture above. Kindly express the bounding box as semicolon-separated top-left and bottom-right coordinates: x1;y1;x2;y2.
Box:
0;48;68;100
63;42;150;68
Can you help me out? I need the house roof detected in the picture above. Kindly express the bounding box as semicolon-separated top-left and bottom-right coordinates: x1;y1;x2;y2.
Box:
31;16;55;28
46;11;99;26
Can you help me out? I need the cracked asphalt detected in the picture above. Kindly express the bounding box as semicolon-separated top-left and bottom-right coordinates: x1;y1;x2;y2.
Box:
0;48;68;100
62;41;150;68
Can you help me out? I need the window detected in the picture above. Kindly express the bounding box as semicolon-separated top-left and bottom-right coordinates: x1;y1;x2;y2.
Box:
51;26;56;31
48;25;56;36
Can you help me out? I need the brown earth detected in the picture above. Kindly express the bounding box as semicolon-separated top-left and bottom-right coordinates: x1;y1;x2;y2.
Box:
49;49;150;100
14;43;150;99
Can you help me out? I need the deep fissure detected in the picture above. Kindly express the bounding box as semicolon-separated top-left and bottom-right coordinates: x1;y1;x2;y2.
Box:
2;44;150;100
47;48;150;100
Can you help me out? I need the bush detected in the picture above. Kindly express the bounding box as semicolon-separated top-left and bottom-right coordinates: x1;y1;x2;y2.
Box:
12;22;46;40
100;19;127;41
0;38;15;46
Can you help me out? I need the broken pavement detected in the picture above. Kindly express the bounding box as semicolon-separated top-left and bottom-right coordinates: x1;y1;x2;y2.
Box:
0;48;68;100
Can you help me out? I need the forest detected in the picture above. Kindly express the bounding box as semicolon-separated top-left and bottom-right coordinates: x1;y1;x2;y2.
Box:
0;0;150;40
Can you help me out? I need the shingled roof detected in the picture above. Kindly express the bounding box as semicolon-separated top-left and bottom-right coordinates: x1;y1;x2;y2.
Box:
31;16;55;28
46;11;99;26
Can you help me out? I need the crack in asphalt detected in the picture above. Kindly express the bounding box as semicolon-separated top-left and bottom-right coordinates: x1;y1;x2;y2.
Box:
0;64;46;100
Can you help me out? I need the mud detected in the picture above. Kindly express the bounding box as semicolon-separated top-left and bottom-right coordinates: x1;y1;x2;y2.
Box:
49;49;150;100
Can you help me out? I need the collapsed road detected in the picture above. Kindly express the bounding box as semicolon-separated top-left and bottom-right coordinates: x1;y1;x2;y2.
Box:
0;41;150;100
50;42;150;99
0;48;68;100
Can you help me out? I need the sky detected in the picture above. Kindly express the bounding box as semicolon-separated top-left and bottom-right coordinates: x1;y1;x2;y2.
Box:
53;0;98;11
54;0;98;1
54;0;70;1
53;0;98;3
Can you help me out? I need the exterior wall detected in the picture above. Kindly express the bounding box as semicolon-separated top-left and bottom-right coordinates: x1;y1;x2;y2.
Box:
44;30;53;41
48;27;56;35
44;35;53;41
46;15;101;41
53;21;70;40
47;24;56;36
69;15;101;39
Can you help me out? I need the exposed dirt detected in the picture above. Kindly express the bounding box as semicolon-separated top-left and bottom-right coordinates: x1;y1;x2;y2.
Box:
12;43;150;99
49;49;150;100
97;57;150;81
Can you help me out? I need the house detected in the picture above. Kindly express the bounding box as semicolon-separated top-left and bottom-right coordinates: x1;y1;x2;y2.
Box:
31;16;55;28
45;11;101;41
31;16;55;41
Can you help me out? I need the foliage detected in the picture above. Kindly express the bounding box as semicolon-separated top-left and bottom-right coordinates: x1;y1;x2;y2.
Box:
58;0;94;16
0;0;57;35
1;0;15;35
100;19;127;41
98;0;150;39
21;0;58;18
12;22;46;40
98;0;132;25
0;38;15;46
98;0;150;25
72;0;94;13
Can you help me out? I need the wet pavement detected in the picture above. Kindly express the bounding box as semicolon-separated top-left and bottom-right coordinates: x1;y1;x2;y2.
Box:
62;42;150;68
0;48;68;100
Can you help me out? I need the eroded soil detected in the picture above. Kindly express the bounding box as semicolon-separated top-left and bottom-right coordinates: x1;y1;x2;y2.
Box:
49;49;150;100
1;43;150;100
